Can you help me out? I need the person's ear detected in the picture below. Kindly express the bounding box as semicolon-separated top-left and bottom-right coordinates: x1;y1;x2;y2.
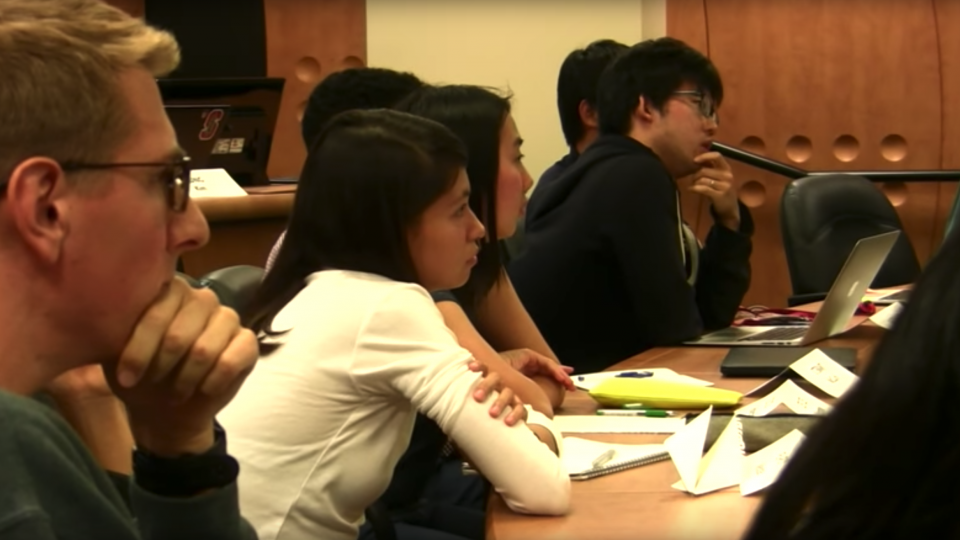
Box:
578;100;599;129
634;96;658;124
4;158;73;264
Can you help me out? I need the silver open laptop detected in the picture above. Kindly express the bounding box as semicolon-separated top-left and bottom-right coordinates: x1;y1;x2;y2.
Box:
685;230;901;347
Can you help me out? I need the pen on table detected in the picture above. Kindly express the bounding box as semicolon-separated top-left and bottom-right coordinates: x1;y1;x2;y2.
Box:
596;409;673;417
591;449;617;469
614;371;654;379
577;371;653;382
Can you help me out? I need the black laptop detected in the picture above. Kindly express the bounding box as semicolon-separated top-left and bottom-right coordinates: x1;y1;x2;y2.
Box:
720;347;858;377
164;104;230;167
158;77;285;186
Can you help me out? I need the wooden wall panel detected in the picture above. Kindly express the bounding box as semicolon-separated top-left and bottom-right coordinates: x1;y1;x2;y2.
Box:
933;0;960;249
668;0;711;238
264;0;366;180
669;0;947;307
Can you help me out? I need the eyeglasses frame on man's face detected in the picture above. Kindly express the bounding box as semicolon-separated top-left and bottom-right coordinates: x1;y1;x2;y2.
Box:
57;155;193;212
672;90;719;126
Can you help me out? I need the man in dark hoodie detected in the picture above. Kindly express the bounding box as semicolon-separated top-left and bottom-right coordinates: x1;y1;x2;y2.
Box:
531;39;628;211
510;38;753;373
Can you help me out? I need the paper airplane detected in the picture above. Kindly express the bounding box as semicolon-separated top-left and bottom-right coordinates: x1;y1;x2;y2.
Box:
665;406;744;496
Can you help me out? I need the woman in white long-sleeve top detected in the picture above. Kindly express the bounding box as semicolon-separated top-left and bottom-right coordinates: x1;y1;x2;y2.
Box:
217;109;571;540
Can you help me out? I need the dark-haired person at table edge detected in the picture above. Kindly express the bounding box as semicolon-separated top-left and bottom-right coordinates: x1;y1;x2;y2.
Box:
511;37;753;373
532;39;628;210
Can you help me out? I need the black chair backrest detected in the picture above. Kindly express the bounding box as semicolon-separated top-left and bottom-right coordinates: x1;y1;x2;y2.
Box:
780;174;920;298
199;265;265;314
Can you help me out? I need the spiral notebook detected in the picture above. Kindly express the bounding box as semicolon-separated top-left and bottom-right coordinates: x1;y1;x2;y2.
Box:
563;437;669;481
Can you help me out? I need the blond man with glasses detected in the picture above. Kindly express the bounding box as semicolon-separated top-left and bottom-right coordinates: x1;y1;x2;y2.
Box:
0;1;258;538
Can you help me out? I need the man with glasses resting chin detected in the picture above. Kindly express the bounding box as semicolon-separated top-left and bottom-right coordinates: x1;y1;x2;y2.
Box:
0;1;258;539
511;38;754;374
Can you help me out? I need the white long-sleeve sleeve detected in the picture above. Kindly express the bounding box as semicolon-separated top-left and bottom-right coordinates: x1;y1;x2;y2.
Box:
352;284;571;515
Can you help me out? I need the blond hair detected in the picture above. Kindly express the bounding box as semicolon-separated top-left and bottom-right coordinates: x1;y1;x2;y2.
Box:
0;0;181;182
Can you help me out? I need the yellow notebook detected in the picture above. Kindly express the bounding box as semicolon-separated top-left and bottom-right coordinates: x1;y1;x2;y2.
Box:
588;378;742;409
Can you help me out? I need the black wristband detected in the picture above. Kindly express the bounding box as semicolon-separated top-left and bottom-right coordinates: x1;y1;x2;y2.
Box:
133;424;240;497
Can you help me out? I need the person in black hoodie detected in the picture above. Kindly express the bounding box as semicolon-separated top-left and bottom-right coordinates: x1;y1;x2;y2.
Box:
532;39;628;214
510;37;753;373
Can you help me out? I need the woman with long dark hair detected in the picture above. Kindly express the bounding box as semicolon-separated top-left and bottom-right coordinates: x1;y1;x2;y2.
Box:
743;229;960;539
217;109;570;540
341;85;570;540
397;85;568;413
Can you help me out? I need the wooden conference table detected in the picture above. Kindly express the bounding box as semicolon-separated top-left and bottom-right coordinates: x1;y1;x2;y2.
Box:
485;310;888;540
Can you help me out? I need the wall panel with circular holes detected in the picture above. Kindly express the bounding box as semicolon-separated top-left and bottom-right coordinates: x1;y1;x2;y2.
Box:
263;0;366;180
669;0;957;307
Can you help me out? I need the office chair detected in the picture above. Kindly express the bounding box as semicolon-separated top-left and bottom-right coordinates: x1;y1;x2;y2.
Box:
198;265;265;314
780;174;920;306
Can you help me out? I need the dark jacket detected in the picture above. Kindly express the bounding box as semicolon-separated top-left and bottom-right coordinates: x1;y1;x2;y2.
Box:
528;150;579;219
0;390;255;540
511;134;753;372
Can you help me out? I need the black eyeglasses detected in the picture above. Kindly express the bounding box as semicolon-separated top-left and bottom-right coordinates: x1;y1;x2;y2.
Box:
60;156;192;212
672;90;719;125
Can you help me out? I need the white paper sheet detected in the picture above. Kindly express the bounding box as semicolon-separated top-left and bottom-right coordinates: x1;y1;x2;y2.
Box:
190;168;248;198
553;415;685;434
869;302;904;330
574;368;713;391
790;349;858;398
740;429;806;496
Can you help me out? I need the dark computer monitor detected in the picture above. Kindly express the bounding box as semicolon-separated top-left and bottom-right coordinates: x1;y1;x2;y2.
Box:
158;77;285;186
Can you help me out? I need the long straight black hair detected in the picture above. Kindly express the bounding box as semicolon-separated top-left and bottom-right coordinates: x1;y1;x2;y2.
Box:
243;109;467;334
743;229;960;539
395;85;512;311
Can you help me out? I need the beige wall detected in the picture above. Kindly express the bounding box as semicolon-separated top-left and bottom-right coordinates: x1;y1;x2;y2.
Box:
367;0;663;185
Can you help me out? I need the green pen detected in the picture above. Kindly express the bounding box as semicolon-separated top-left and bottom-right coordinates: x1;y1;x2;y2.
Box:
596;409;672;417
